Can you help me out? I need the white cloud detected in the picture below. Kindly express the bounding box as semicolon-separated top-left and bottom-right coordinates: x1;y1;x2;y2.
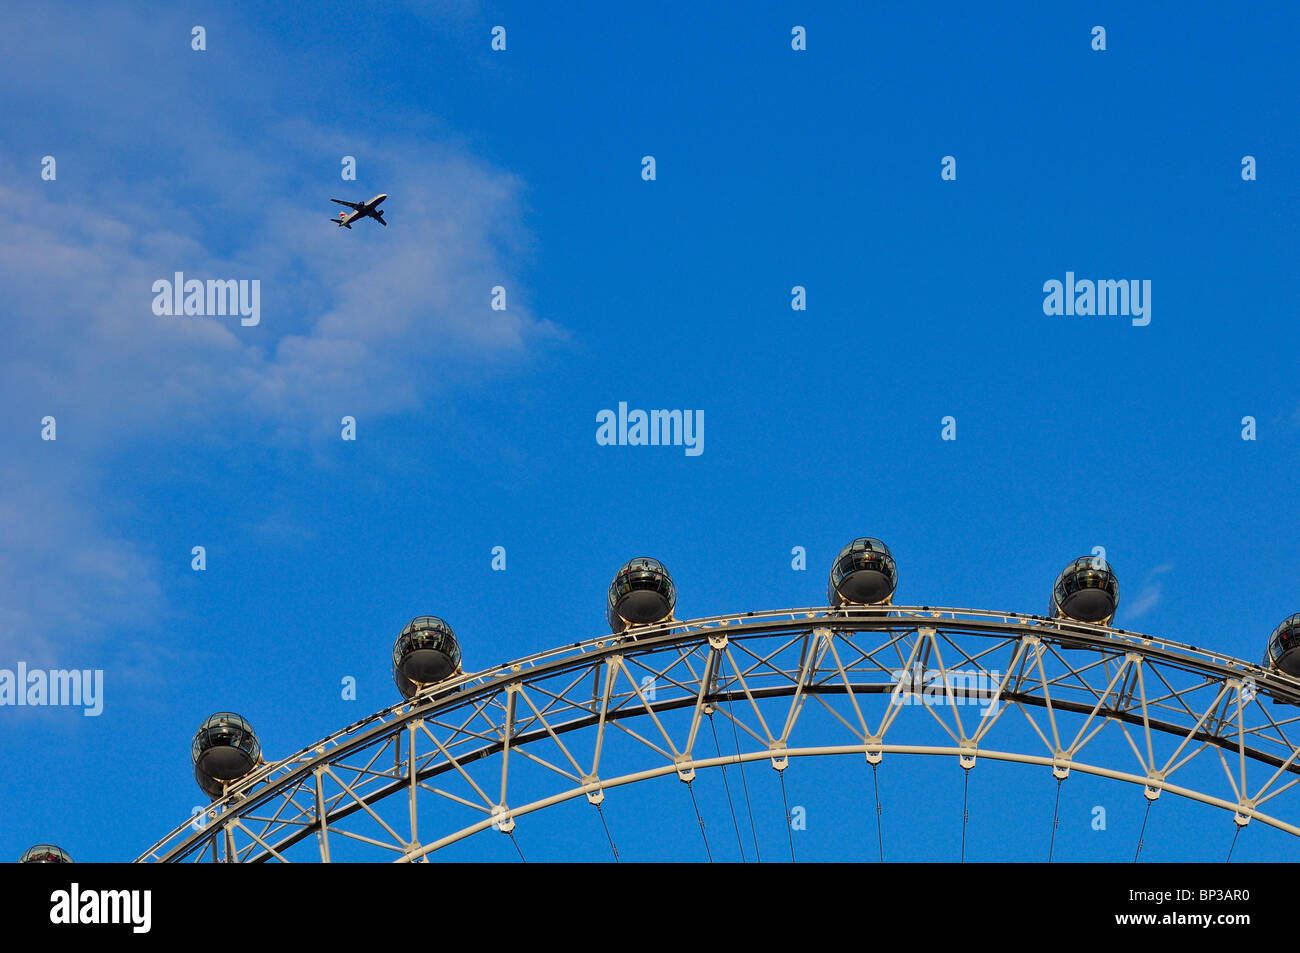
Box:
0;8;561;660
0;142;558;443
1127;563;1173;621
0;461;165;661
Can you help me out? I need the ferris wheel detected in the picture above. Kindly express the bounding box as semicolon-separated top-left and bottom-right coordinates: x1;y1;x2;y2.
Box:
120;540;1300;864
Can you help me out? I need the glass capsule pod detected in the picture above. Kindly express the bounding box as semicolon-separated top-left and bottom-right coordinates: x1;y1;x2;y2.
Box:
393;616;463;699
607;557;676;633
192;712;261;799
828;538;897;607
1049;557;1120;625
19;844;73;863
1265;613;1300;677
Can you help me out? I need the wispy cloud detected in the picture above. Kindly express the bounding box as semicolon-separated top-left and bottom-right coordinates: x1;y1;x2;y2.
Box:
1127;563;1173;621
0;7;561;660
0;461;165;662
0;141;560;444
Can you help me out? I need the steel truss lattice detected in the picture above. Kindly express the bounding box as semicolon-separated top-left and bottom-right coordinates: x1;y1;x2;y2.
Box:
136;606;1300;862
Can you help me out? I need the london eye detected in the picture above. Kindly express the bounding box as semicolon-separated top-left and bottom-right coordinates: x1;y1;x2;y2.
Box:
126;544;1300;863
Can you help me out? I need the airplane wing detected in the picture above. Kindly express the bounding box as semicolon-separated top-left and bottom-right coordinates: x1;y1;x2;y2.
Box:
330;199;363;209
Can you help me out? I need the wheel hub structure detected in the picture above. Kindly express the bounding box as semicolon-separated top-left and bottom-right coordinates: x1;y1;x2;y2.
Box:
136;605;1300;862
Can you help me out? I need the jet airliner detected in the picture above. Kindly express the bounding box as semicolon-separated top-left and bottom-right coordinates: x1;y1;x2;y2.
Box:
330;194;387;228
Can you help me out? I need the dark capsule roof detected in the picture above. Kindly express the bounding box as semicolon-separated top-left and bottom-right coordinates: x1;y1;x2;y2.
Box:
835;538;893;559
20;844;73;864
393;616;462;669
608;558;675;600
400;616;456;638
614;556;669;577
191;711;261;764
1053;558;1119;597
396;616;457;643
196;711;256;734
1272;613;1300;638
1059;555;1115;576
1266;613;1300;666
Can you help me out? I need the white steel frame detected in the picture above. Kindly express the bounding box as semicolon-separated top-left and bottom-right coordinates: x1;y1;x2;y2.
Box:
136;605;1300;862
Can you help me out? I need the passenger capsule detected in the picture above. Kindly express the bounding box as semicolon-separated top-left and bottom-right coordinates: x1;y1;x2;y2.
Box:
828;538;897;606
1050;557;1119;625
393;616;463;699
1265;613;1300;677
19;844;72;864
607;557;676;632
192;712;261;799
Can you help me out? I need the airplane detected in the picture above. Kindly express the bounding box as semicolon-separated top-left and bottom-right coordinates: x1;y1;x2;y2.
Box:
330;193;387;228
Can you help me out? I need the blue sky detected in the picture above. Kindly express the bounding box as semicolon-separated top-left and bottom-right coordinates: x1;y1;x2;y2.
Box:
1;1;1298;863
